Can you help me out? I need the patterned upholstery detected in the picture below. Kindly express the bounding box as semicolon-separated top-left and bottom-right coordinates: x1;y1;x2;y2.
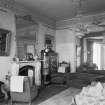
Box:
10;76;38;105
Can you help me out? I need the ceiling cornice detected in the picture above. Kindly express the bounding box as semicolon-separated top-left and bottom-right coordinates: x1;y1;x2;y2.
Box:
1;0;105;31
84;30;105;38
0;0;56;29
56;12;105;30
0;0;15;9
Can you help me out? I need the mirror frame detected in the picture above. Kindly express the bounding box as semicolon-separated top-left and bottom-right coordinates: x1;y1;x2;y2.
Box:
0;28;11;56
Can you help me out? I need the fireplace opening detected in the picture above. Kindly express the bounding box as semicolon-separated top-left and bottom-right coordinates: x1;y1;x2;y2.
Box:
19;65;35;76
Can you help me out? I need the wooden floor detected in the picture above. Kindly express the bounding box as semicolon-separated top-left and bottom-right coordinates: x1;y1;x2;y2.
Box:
37;87;81;105
33;84;69;105
0;85;81;105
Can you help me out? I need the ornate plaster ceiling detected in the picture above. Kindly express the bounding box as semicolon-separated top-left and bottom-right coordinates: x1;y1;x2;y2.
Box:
15;0;105;21
2;0;105;33
14;0;105;33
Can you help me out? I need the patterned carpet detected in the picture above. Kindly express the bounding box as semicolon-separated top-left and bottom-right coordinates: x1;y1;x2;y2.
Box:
38;87;81;105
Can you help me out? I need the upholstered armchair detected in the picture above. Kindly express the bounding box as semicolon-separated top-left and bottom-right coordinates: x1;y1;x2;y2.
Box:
10;76;38;105
51;62;70;84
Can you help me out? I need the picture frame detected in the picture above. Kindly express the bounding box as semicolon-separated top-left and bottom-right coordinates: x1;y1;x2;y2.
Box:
45;34;55;49
0;28;11;56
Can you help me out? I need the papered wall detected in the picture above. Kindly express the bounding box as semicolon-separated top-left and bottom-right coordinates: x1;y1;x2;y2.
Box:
17;23;56;59
0;7;16;82
37;23;56;56
16;25;38;60
56;29;76;72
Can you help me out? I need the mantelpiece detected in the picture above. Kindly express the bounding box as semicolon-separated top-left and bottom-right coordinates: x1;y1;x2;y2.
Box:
19;61;35;68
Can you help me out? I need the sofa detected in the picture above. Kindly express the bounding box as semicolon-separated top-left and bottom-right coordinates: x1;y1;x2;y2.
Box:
66;70;105;88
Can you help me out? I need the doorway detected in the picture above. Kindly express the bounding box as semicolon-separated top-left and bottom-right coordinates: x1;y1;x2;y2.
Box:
93;42;101;70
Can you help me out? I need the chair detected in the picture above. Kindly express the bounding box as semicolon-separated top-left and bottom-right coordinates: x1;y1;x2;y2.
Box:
51;62;70;84
0;81;5;102
10;76;38;105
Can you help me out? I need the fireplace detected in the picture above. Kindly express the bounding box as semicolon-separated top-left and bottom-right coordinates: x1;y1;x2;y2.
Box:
19;61;35;85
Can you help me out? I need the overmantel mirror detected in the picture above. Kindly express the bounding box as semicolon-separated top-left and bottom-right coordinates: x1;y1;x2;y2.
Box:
0;28;11;56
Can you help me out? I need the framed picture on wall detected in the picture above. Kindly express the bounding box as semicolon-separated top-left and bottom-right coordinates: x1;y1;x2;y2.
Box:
0;28;11;56
45;34;55;49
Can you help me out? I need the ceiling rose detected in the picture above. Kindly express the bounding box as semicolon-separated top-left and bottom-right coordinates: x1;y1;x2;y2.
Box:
75;0;85;18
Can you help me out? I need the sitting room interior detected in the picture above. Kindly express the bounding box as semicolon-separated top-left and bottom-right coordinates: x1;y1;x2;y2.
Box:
1;0;105;105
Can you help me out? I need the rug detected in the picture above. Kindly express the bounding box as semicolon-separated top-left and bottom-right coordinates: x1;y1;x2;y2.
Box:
1;86;81;105
0;84;69;105
37;88;81;105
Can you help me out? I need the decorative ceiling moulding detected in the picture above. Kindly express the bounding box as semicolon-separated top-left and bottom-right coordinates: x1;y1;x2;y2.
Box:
15;15;38;25
56;12;105;29
0;0;31;18
0;8;7;13
72;0;87;19
0;0;15;10
17;25;38;33
0;0;55;29
84;30;105;38
13;2;56;29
